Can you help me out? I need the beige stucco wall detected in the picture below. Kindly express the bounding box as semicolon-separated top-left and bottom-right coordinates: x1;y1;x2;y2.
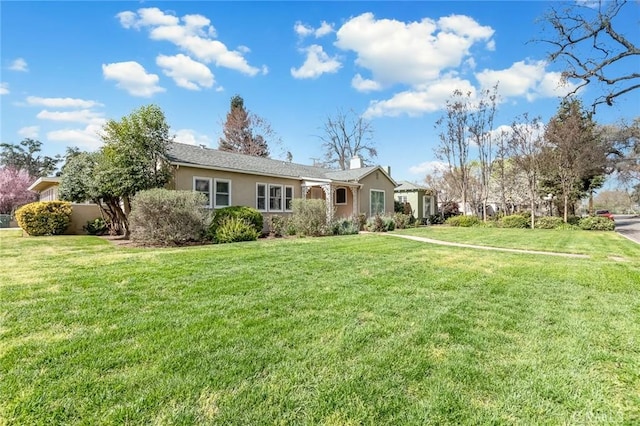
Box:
172;166;303;209
357;170;396;217
66;204;102;235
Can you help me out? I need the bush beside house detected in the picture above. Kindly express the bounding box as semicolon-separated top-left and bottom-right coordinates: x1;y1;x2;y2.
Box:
15;201;72;236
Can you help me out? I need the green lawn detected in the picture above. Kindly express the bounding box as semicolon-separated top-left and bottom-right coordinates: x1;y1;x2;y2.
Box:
1;229;639;424
395;226;639;260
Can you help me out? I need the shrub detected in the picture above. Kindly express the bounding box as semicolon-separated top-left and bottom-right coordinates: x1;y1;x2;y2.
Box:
291;199;328;237
499;214;530;229
15;201;72;236
441;201;460;219
129;189;210;245
579;216;615;231
427;214;445;225
330;218;360;235
353;213;367;231
393;212;411;230
267;215;288;237
365;214;395;232
536;216;564;229
445;215;481;227
567;216;581;226
215;216;260;243
209;206;264;240
83;217;108;235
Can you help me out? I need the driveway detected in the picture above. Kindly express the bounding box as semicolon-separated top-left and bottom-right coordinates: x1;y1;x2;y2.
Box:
614;214;640;244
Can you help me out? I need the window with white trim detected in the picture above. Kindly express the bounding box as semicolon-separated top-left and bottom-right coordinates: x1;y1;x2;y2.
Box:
194;177;212;208
370;189;385;216
335;187;347;205
285;186;293;211
269;184;283;211
256;183;267;211
397;195;407;204
215;179;231;208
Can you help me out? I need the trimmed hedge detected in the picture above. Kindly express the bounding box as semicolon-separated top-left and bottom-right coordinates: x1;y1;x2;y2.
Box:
15;201;72;236
445;215;481;227
579;216;615;231
535;216;564;229
499;214;530;229
209;206;264;241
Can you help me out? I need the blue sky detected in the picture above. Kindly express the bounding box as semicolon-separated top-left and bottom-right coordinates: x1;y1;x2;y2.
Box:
1;1;638;183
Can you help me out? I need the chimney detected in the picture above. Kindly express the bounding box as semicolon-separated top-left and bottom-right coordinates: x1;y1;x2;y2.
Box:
350;156;362;169
385;166;391;176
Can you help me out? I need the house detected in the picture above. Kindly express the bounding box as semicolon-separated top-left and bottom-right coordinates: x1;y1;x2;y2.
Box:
167;142;397;224
26;143;397;234
393;180;437;223
27;177;102;234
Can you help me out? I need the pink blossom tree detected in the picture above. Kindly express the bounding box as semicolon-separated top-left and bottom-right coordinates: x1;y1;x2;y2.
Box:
0;167;38;214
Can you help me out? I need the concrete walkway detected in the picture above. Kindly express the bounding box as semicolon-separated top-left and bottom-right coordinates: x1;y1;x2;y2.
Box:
381;233;590;259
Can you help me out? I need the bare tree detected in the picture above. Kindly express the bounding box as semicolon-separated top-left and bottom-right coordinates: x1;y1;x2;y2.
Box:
318;109;377;170
435;90;473;215
541;0;639;111
219;95;279;158
468;85;498;221
508;114;546;228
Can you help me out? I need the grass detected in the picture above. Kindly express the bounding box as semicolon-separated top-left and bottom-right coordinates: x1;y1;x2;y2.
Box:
1;230;640;424
395;225;640;260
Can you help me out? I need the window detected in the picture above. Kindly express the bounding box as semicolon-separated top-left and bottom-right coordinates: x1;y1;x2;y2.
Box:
256;183;267;211
335;187;347;205
397;195;407;204
269;184;282;211
285;186;293;211
370;189;385;216
194;177;212;208
215;179;231;207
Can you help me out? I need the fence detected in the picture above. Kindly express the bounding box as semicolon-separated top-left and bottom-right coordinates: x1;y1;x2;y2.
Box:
0;214;11;228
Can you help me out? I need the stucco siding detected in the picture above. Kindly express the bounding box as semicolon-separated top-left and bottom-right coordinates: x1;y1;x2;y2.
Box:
173;166;302;211
358;170;396;216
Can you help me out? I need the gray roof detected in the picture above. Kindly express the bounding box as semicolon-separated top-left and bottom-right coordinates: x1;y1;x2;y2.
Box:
395;180;431;192
167;142;396;185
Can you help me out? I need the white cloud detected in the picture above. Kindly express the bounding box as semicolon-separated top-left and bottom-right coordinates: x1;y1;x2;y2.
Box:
47;123;104;151
116;11;137;29
294;22;313;37
9;58;28;72
294;21;334;38
335;13;494;87
26;96;102;108
291;45;341;79
409;160;448;176
351;74;382;92
37;109;104;124
364;77;476;118
475;60;579;101
156;54;214;90
118;7;261;76
102;61;165;97
0;82;8;95
18;126;39;138
315;21;334;38
173;129;212;146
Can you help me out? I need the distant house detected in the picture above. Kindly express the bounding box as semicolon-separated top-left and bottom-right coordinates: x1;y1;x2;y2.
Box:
167;142;397;224
394;180;437;223
27;177;101;234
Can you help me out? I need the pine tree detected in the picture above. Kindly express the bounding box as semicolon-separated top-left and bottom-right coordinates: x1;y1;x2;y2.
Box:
219;95;270;157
